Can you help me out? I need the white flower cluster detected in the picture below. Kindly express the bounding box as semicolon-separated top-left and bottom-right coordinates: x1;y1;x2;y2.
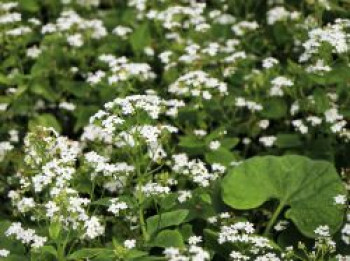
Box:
218;222;277;259
178;190;192;203
313;225;336;254
262;57;279;69
324;107;348;136
83;216;105;239
159;39;247;76
164;244;210;261
209;9;236;25
23;131;80;193
87;55;155;85
41;10;107;46
300;19;350;62
141;182;170;197
232;21;259;36
0;249;9;257
0;141;14;161
84;151;134;179
207;212;232;224
147;3;210;32
0;2;21;26
235;97;263;112
342;212;350;244
6;222;47;249
267;6;300;25
85;95;184;155
112;25;133;39
306;59;331;74
169;71;228;100
108;198;128;216
269;76;294;97
11;129;105;240
172;154;225;187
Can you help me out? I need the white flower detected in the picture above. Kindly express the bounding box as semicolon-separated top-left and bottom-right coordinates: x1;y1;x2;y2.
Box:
112;26;132;38
6;222;47;249
267;6;299;25
259;136;276;147
209;140;221;150
220;212;231;219
292;119;308;134
164;247;180;257
59;102;76;111
306;59;331;74
262;57;279;69
67;33;84;47
169;71;228;99
84;217;104;239
124;239;136;249
207;216;218;224
230;251;249;260
334;195;347;205
27;46;42;58
108;198;128;216
0;103;8;111
0;249;9;257
258;120;270;129
178;190;192;203
194;130;207;137
188;236;202;245
17;197;35;213
0;141;14;161
232;21;259;36
141;182;170;197
274;220;289;231
314;225;330;237
45;201;59;218
144;46;155;56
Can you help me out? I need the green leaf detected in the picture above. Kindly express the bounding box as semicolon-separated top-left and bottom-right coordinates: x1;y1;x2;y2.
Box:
74;105;99;132
30;84;58;102
40;246;57;258
19;0;39;12
222;155;347;237
151;229;184;248
146;209;189;236
130;23;151;54
221;137;240;149
67;249;113;260
29;114;62;132
49;221;61;240
205;147;237;167
275;134;302;148
204;229;231;258
261;98;287;119
179;224;193;241
125;250;148;260
179;135;206;155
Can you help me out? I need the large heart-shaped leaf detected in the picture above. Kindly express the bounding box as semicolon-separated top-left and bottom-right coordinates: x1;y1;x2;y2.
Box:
222;155;347;237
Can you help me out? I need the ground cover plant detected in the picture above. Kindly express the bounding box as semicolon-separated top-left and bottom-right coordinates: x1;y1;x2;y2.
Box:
0;0;350;260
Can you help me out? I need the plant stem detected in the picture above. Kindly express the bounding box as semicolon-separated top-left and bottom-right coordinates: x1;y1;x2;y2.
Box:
57;244;66;261
139;204;150;242
264;201;285;236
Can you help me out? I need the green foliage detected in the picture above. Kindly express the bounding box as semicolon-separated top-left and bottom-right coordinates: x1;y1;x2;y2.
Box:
222;155;347;237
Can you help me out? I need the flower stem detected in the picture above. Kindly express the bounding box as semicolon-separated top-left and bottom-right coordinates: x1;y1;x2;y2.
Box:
139;204;150;242
264;201;285;237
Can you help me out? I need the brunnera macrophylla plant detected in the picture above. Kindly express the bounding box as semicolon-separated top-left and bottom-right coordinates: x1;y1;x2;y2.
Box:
0;0;350;261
